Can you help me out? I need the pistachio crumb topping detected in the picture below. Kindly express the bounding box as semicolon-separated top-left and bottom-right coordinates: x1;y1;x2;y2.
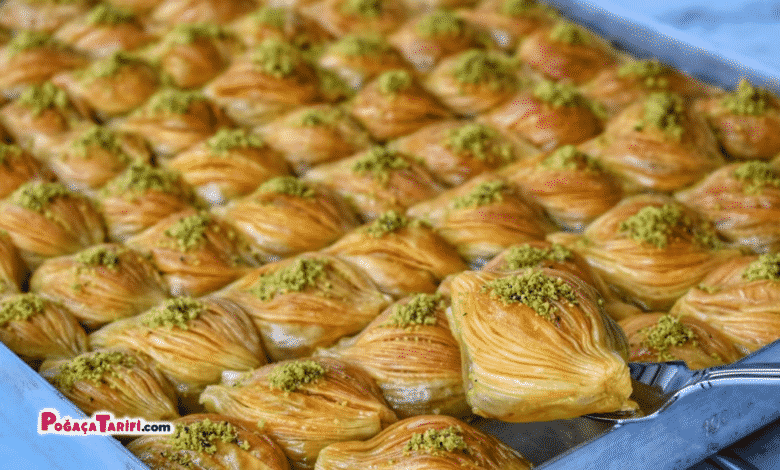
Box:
341;0;383;18
416;9;464;38
148;89;207;115
351;146;410;184
331;34;391;57
0;294;46;327
251;258;331;301
8;31;59;56
483;269;578;321
452;180;508;209
164;419;245;463
619;203;681;248
617;59;670;88
641;315;696;361
84;51;142;80
377;69;412;96
206;128;265;155
697;284;720;294
76;246;122;270
549;21;589;45
257;176;314;198
742;253;780;282
634;92;685;138
71;125;126;158
542;145;600;171
451;49;516;90
0;143;22;165
268;360;326;392
295;107;343;127
251;39;301;78
722;80;771;116
732;161;780;194
111;163;183;194
143;297;205;329
386;293;442;328
317;68;355;99
86;4;135;24
168;22;227;45
404;426;468;455
532;80;587;107
501;0;538;16
502;243;573;270
18;82;68;116
446;123;513;163
53;351;136;390
253;6;286;28
366;210;409;237
164;213;211;251
12;181;74;212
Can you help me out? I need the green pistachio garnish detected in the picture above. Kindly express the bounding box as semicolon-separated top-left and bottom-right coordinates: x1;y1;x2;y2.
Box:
351;146;410;185
483;269;578;321
257;176;314;198
251;258;331;301
330;34;391;57
542;145;600;171
251;39;301;78
316;68;355;100
164;213;211;251
416;9;464;38
268;360;326;392
142;297;205;329
533;79;588;107
71;125;128;161
697;284;720;294
722;80;771;116
167;22;227;45
0;294;46;327
549;21;589;45
148;89;207;115
732;161;780;195
11;181;73;213
501;0;537;15
53;351;137;390
451;49;516;90
385;293;442;328
619;203;719;249
502;243;573;270
617;59;670;88
641;314;696;361
341;0;382;18
452;180;508;209
7;31;59;56
18;82;68;116
366;210;409;237
76;245;122;270
377;69;412;96
445;123;514;163
742;253;780;282
83;51;143;80
165;419;248;463
206;128;265;155
295;107;343;127
0;143;22;166
634;92;685;139
86;4;135;24
110;162;183;195
404;426;468;455
252;6;286;28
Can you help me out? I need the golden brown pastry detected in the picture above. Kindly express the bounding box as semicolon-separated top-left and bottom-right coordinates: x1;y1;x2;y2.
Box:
304;145;446;220
149;0;257;27
670;253;780;353
40;349;180;420
675;160;780;253
90;296;266;396
0;230;28;295
578;92;724;193
317;34;407;90
0;143;52;199
229;5;332;51
482;240;596;286
323;210;467;296
315;415;532;470
406;175;548;266
0;293;88;364
0;0;92;33
166;128;290;205
446;268;633;422
53;3;154;57
127;209;258;296
317;293;468;418
204;38;321;126
458;0;558;50
200;357;398;469
500;145;623;230
425;48;518;116
128;414;291;470
301;0;407;38
30;243;168;328
349;69;451;141
0;181;106;268
219;177;360;262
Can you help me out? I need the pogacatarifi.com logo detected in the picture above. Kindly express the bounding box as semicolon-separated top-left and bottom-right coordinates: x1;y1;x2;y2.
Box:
38;408;173;436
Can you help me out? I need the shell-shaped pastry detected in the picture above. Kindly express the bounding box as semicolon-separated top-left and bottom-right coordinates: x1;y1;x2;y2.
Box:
90;296;266;396
317;34;407;90
317;293;468;418
301;0;408;38
30;244;169;328
40;349;179;420
324;210;467;296
0;0;91;33
458;0;558;50
0;231;27;295
446;268;633;422
128;414;291;470
53;4;154;57
315;415;532;470
220;177;360;262
217;252;392;360
200;357;398;469
0;143;52;199
150;0;257;27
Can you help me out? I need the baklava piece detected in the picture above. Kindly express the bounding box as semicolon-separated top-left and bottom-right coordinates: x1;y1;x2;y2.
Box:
482;241;596;286
578;92;723;193
0;143;52;199
500;145;623;231
0;231;27;295
127;209;258;296
517;19;616;84
406;176;548;267
0;293;88;364
447;268;634;422
90;296;265;396
675;160;780;253
40;349;179;420
166;128;290;205
671;253;780;353
0;181;106;268
425;48;518;116
99;162;197;241
149;0;257;28
317;293;468;418
317;34;407;90
128;414;291;470
204;38;321;126
220;177;360;262
260;105;372;174
619;313;742;370
316;415;532;470
117;88;231;156
216;252;392;360
200;357;398;469
53;3;153;57
0;0;92;33
301;0;407;38
323;210;466;296
30;243;168;328
482;79;604;151
458;0;557;50
349;69;451;141
392;120;521;186
696;80;780;160
304;145;445;220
